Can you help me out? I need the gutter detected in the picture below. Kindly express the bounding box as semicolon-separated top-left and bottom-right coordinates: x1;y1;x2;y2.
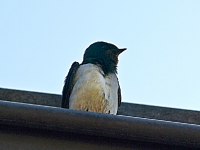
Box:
1;87;200;125
0;100;200;148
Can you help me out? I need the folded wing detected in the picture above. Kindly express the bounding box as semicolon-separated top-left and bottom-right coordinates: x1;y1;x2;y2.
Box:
61;62;80;108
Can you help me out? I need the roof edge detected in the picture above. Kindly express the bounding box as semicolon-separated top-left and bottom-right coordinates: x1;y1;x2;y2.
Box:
0;100;200;148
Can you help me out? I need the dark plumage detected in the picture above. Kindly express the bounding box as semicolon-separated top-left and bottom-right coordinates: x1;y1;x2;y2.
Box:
61;41;126;115
82;42;126;74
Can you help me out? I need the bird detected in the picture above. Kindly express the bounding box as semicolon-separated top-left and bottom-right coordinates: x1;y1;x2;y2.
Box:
61;41;126;115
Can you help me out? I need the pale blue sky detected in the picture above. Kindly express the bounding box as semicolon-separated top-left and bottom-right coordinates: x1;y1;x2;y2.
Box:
1;1;200;110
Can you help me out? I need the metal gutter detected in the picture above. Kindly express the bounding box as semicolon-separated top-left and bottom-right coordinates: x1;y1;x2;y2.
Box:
0;100;200;148
1;87;200;125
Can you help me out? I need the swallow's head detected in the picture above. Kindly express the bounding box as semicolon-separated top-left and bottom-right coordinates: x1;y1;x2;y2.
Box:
83;41;126;66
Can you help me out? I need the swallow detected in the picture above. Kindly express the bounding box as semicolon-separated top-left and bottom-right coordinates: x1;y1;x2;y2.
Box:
61;41;126;115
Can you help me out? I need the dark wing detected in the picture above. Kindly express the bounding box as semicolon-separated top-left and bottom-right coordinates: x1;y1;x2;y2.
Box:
118;85;122;107
61;61;80;108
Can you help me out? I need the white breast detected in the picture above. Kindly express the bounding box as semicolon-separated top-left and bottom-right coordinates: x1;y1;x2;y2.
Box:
69;63;119;115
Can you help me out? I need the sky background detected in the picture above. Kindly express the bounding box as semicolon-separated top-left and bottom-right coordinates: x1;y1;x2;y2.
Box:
1;1;200;111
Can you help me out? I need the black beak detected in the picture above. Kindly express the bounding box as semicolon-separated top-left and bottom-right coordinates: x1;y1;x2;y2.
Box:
117;48;127;55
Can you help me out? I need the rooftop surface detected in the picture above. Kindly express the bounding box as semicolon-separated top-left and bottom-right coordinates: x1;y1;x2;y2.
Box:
0;87;200;149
